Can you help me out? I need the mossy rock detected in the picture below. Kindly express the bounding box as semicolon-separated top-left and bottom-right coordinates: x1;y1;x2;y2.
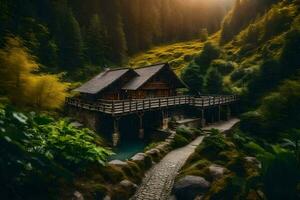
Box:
218;150;240;163
100;165;126;184
226;156;247;177
120;165;141;184
110;185;132;200
74;181;108;200
204;175;247;200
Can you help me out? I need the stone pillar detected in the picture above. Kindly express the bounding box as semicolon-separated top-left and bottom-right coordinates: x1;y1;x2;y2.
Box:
201;109;206;128
138;113;144;139
112;118;120;147
226;105;231;121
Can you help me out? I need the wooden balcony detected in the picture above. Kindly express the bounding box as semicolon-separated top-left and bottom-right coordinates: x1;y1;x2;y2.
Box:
65;95;237;116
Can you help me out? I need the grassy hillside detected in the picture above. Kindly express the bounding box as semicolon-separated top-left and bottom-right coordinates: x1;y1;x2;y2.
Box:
129;34;220;74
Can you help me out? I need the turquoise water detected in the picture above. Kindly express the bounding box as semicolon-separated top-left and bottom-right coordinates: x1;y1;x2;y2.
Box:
109;140;148;161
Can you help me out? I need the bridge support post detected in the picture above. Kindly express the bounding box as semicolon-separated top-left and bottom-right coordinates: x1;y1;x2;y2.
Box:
138;113;144;139
112;118;120;147
162;110;169;130
226;105;231;120
218;105;221;122
201;109;206;128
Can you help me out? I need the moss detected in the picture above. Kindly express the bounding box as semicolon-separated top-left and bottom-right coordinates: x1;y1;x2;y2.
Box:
110;186;132;200
227;156;247;177
176;126;193;139
196;135;232;161
205;175;247;200
100;165;126;184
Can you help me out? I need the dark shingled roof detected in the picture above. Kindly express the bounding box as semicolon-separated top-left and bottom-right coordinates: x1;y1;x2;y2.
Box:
122;63;166;90
75;63;187;94
75;68;132;94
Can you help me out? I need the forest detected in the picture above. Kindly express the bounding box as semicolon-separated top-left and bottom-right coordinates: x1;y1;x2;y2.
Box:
1;0;300;199
0;0;232;80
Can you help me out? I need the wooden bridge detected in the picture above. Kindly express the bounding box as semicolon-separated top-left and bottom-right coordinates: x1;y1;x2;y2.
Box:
66;95;237;116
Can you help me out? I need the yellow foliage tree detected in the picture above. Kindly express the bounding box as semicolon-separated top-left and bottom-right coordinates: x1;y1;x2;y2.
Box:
0;37;69;110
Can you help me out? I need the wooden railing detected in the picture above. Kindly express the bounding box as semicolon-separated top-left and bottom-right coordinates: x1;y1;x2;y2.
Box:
65;95;237;115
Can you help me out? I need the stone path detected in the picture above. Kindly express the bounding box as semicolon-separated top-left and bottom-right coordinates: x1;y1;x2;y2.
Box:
130;118;239;200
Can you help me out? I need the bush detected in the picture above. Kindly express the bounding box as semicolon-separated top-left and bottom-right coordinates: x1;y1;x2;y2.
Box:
197;135;231;160
211;59;236;75
0;37;69;110
195;42;220;67
176;126;193;139
172;134;189;149
230;68;247;82
240;111;267;136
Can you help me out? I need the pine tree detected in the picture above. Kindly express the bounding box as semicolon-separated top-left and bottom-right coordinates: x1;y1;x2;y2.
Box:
205;68;223;94
58;8;83;70
86;14;107;66
101;0;127;64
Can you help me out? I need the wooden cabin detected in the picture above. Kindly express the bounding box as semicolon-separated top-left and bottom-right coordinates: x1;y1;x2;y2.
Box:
75;63;187;101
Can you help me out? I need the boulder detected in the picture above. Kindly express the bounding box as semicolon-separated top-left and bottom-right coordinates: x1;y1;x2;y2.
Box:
109;160;128;167
209;164;226;180
173;175;210;200
245;156;261;168
73;191;84;200
119;179;138;193
131;153;146;162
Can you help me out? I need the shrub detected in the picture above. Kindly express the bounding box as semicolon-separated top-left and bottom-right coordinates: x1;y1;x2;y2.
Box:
211;59;236;75
0;37;69;110
176;126;193;139
197;135;231;160
240;111;267;136
230;68;247;82
195;42;220;67
172;134;189;149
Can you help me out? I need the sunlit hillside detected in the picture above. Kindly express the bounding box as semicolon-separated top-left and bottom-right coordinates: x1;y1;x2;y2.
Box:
129;34;220;74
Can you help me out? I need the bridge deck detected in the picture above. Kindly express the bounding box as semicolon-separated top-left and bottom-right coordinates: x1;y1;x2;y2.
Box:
66;95;237;116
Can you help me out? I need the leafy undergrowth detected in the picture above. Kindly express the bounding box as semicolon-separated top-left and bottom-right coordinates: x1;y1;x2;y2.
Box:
175;127;300;200
129;34;220;74
0;104;113;199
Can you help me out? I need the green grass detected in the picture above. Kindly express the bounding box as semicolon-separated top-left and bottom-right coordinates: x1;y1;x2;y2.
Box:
129;34;220;75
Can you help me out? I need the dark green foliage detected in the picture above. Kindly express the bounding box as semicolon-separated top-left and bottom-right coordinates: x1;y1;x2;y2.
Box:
57;7;84;70
197;134;231;160
240;111;268;137
172;134;189;149
0;0;232;79
195;42;221;68
176;126;193;139
280;28;300;78
0;104;112;199
181;62;204;94
247;59;282;105
211;59;235;75
205;68;223;94
85;14;108;66
260;152;300;200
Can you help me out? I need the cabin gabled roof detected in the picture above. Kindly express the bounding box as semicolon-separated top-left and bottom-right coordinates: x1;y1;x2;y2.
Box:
122;63;186;90
75;68;136;94
122;63;165;90
75;63;187;94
